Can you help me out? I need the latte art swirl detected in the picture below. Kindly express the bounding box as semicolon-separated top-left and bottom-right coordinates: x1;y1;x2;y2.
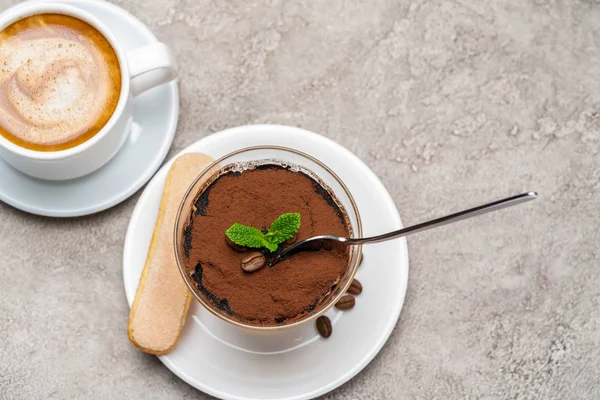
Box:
1;38;104;139
0;14;121;151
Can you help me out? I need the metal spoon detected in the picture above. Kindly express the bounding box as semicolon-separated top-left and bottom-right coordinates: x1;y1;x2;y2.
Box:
270;192;537;266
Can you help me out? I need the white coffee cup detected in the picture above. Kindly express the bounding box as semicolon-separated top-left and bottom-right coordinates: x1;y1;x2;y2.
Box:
0;3;178;180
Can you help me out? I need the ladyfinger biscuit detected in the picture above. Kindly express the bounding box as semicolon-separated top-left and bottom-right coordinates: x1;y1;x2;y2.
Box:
128;153;213;355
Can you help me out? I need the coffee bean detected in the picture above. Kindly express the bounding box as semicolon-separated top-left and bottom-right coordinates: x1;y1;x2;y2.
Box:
335;294;355;310
359;252;364;266
225;236;248;252
316;316;332;338
241;252;266;272
284;234;297;246
347;279;362;295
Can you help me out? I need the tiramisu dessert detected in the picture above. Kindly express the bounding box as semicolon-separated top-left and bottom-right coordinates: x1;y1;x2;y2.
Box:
180;162;352;326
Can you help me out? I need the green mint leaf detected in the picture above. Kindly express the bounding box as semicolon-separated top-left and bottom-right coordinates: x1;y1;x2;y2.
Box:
225;223;269;249
263;241;278;252
267;213;301;245
225;213;301;253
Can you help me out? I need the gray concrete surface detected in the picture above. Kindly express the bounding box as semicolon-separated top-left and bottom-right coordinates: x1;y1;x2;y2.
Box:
1;0;599;399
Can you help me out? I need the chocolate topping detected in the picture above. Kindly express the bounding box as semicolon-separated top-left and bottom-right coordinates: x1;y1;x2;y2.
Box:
182;163;351;326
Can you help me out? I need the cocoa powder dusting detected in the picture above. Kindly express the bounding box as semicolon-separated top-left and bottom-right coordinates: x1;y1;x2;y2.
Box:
183;164;351;326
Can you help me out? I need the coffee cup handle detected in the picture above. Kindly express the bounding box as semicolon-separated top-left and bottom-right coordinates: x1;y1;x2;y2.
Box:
127;43;178;96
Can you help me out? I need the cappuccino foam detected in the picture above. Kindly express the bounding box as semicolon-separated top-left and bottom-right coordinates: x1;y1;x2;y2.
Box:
0;14;121;151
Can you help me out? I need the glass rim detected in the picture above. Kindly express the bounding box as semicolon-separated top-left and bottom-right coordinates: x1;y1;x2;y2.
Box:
173;145;363;332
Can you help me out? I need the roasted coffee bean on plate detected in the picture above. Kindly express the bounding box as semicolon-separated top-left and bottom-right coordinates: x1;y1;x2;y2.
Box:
316;315;332;338
335;294;356;310
347;278;362;295
241;252;266;272
225;236;248;252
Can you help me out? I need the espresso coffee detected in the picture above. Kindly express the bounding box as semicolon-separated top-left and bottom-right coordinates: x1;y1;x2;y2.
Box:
0;14;121;151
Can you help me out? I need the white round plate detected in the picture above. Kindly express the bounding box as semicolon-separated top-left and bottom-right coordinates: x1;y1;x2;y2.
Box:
0;0;178;217
123;125;409;400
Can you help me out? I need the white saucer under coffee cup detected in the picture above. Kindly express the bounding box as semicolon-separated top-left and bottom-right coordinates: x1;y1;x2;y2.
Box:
0;3;178;181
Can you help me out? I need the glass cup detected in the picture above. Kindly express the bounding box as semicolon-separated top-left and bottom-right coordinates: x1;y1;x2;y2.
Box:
174;146;363;332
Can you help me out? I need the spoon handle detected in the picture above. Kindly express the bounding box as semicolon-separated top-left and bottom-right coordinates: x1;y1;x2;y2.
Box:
348;192;538;245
